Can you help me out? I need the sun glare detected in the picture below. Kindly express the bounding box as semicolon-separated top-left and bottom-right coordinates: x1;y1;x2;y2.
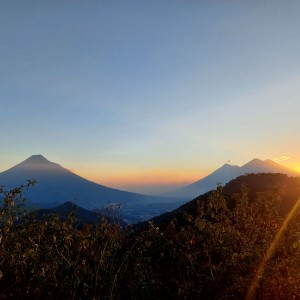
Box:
245;197;300;300
290;164;300;173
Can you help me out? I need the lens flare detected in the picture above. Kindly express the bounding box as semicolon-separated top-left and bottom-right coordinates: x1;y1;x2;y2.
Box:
245;197;300;300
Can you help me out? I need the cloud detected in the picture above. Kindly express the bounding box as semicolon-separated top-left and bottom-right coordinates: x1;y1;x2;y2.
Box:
273;155;291;162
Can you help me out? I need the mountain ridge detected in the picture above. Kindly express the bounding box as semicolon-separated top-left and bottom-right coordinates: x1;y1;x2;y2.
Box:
0;155;184;223
1;155;299;222
137;173;300;230
163;158;299;199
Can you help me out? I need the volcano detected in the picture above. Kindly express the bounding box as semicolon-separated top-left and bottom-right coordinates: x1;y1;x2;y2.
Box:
0;155;183;222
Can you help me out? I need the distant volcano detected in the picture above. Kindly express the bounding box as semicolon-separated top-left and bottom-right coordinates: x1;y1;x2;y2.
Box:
0;155;182;223
163;158;299;199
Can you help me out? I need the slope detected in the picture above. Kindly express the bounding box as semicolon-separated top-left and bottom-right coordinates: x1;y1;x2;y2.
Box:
0;155;183;223
163;158;299;199
142;173;300;229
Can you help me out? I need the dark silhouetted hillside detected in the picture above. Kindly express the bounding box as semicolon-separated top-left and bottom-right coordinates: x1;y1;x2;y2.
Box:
34;201;127;228
141;173;300;229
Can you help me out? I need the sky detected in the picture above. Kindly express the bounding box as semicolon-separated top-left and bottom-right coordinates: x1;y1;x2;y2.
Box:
1;1;300;194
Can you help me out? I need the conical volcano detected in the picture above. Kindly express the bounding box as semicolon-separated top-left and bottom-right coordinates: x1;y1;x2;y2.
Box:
0;155;181;222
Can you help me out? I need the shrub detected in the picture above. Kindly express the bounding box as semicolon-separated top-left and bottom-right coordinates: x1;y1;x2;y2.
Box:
1;181;299;299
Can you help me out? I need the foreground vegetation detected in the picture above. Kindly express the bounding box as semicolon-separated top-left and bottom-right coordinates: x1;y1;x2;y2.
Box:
1;176;300;299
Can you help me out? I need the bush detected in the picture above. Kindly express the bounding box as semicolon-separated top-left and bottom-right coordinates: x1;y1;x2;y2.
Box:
0;181;299;299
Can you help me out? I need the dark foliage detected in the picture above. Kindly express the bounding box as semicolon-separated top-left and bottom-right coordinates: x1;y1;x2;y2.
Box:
1;174;300;299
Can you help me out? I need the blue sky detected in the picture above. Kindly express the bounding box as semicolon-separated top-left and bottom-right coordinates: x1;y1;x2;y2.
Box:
1;1;300;194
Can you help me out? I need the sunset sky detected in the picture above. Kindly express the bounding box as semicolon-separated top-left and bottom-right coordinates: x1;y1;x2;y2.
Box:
1;1;300;194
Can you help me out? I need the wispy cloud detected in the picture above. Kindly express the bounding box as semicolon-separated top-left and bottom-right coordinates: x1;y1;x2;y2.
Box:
273;156;291;162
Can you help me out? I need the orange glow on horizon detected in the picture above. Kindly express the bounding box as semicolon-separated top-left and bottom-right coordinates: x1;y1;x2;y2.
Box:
68;160;300;192
283;162;300;174
292;164;300;173
73;167;209;190
272;157;300;175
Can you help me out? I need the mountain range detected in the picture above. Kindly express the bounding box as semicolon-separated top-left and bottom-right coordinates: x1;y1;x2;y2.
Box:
163;158;299;199
0;155;299;223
